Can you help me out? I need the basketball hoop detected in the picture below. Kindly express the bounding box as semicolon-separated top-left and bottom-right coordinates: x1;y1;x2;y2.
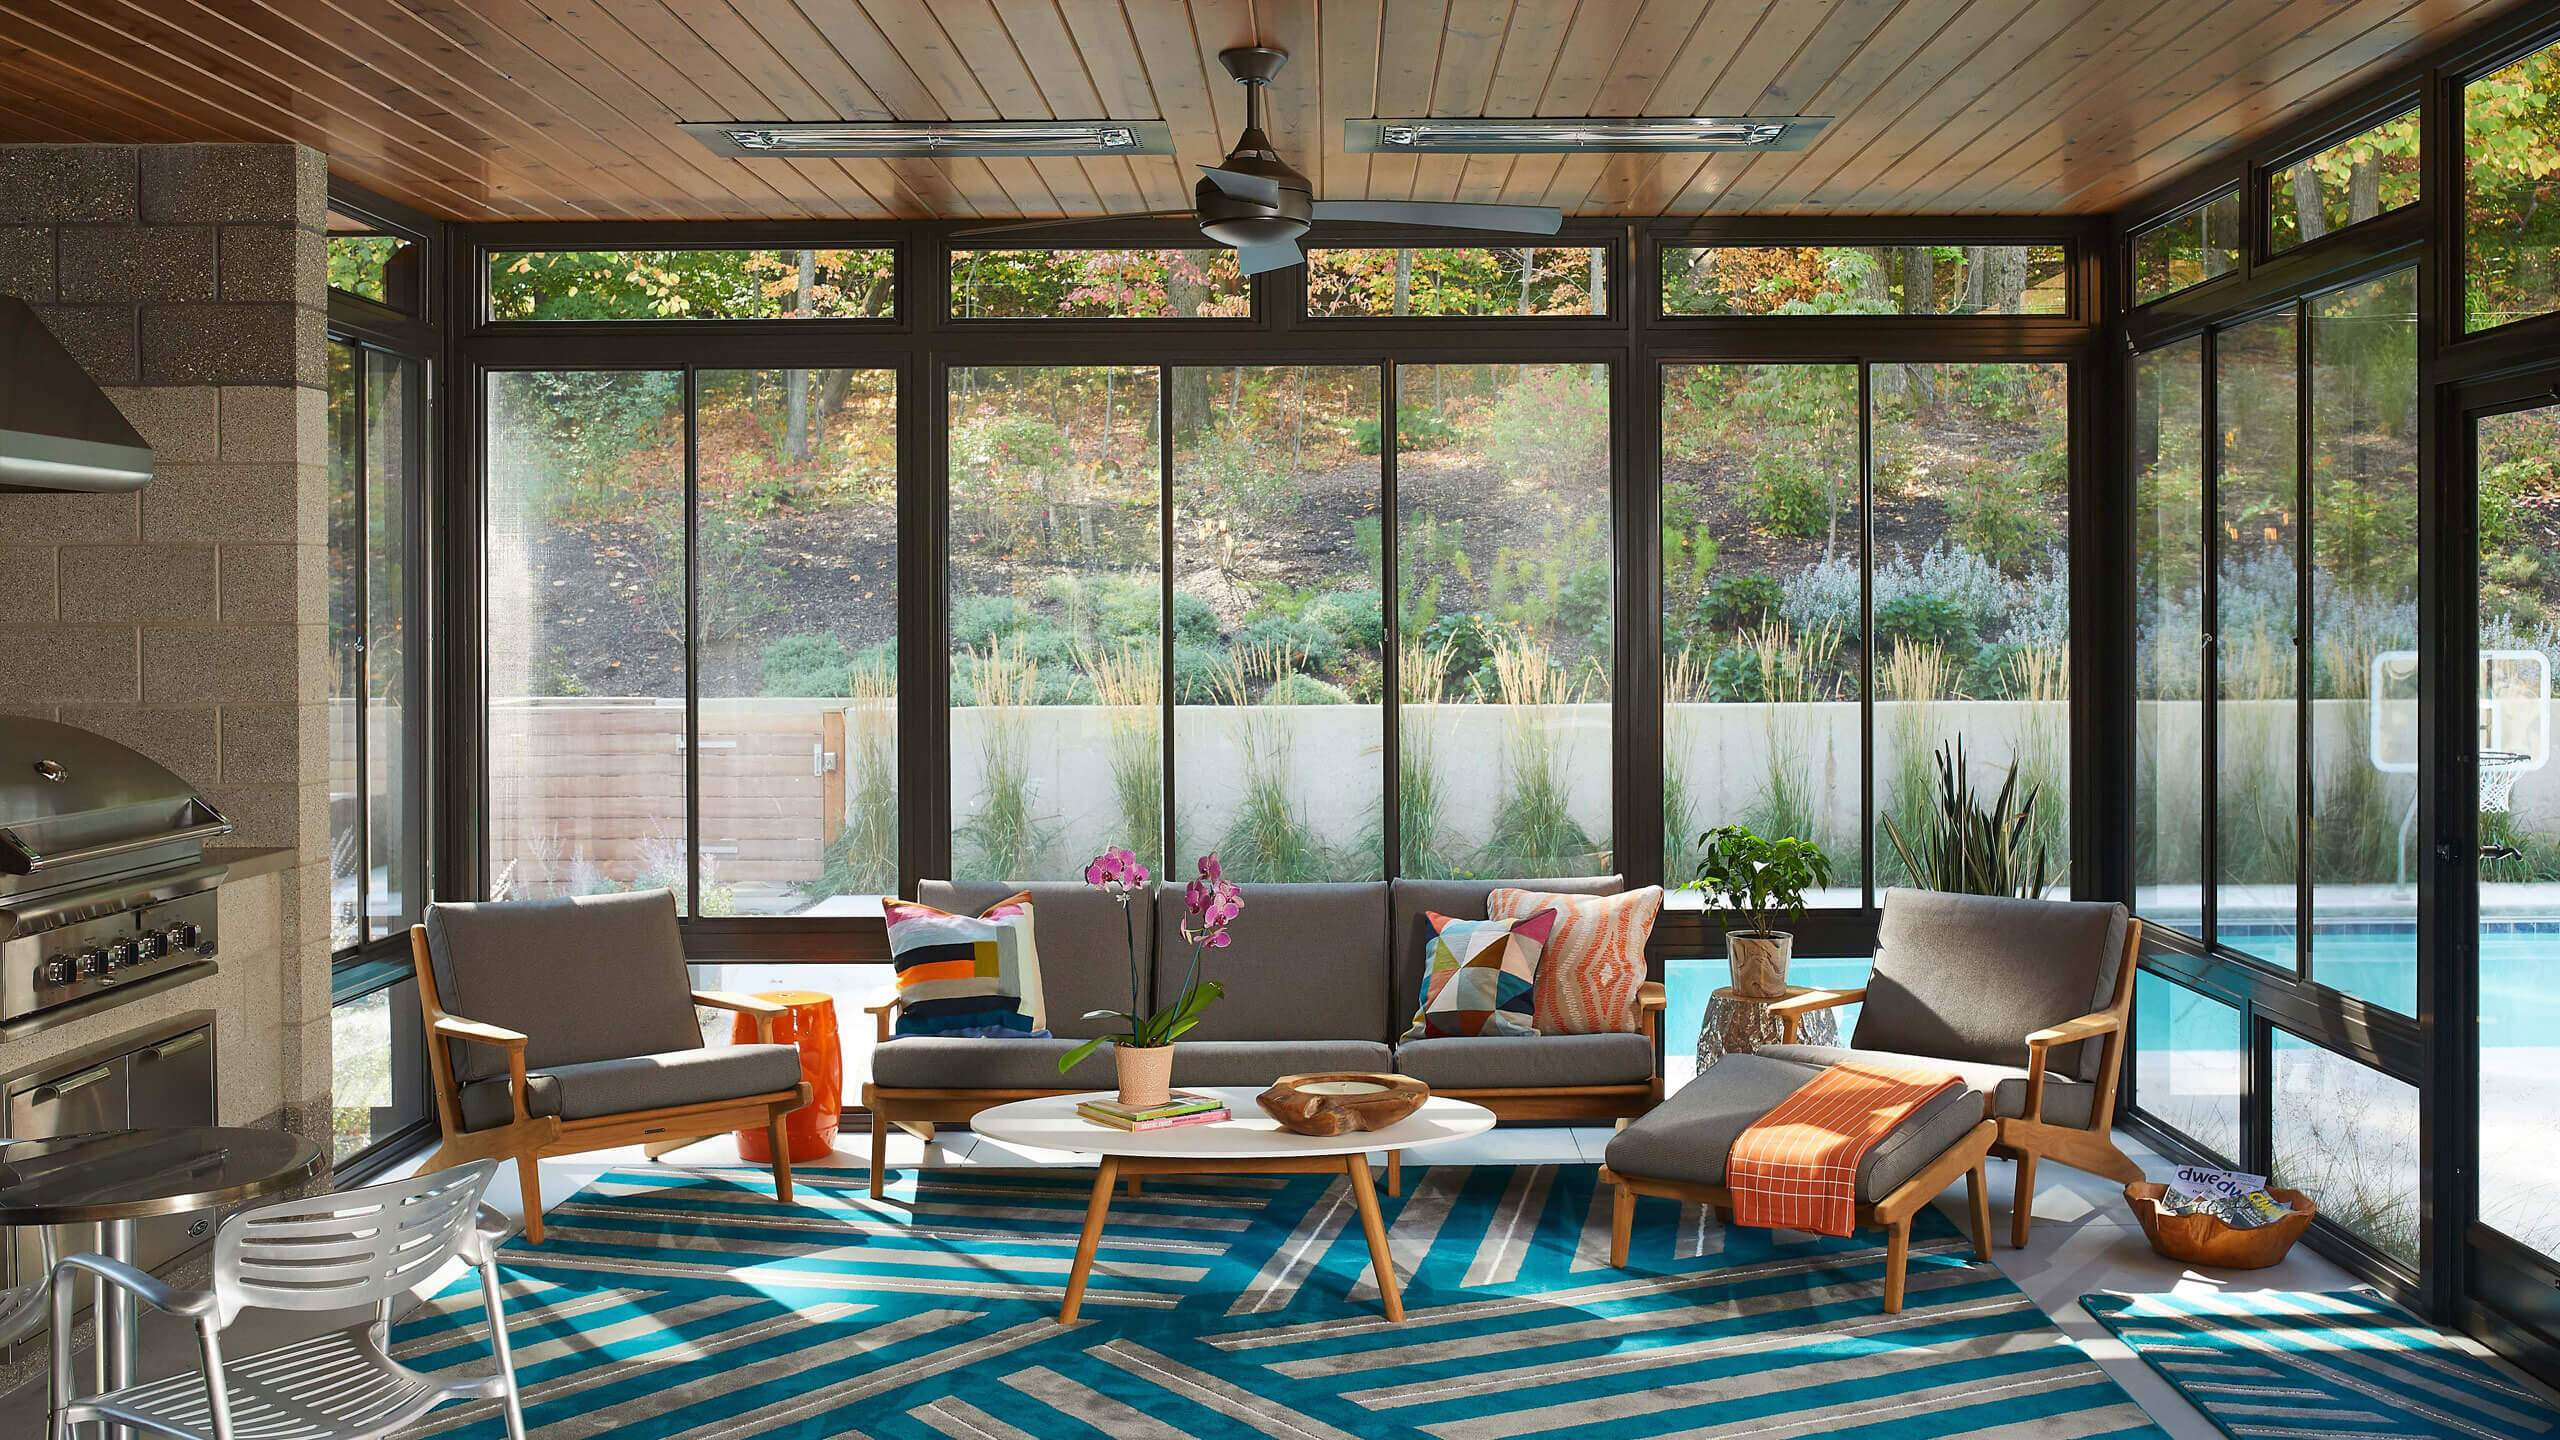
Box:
2481;750;2532;813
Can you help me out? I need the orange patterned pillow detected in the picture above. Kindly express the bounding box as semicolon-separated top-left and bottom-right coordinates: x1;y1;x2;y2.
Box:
1489;886;1663;1034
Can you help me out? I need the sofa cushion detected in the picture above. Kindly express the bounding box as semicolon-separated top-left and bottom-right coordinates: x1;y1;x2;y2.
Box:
922;881;1153;1041
1169;1041;1394;1087
1391;876;1624;1024
1604;1053;1985;1203
1856;888;2129;1081
456;1043;802;1132
1491;885;1664;1034
871;1036;1117;1091
884;892;1045;1036
1405;909;1558;1038
1755;1043;2098;1130
423;891;703;1086
1394;1033;1655;1090
1154;883;1390;1042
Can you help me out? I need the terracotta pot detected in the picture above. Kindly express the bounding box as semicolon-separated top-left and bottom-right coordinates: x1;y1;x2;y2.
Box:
1726;931;1794;999
1115;1043;1174;1110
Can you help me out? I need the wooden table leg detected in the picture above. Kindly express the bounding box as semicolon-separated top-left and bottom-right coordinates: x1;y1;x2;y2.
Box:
1060;1157;1119;1324
1346;1154;1404;1322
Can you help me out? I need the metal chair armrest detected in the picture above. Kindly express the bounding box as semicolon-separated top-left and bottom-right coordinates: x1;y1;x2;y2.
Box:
458;1203;518;1263
53;1252;218;1319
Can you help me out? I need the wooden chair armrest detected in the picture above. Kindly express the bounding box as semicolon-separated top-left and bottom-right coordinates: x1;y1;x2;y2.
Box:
428;1014;533;1123
865;986;901;1044
1636;980;1666;1044
693;989;785;1043
2025;1011;2121;1049
1770;987;1864;1046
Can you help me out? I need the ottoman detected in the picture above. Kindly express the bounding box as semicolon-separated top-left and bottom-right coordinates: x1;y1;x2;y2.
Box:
1599;1053;1997;1312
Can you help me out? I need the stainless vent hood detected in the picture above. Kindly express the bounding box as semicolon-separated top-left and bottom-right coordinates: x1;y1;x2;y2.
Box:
0;295;153;494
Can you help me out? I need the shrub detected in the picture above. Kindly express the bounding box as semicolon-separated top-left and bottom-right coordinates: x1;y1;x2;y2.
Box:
759;632;850;697
1236;614;1342;670
1171;591;1220;645
1875;593;1977;655
1480;365;1607;486
1418;612;1505;696
1741;450;1831;538
1708;648;1765;702
1172;640;1225;703
1264;673;1349;705
1702;573;1784;629
1948;480;2059;571
952;593;1029;648
1356;411;1458;454
1307;589;1383;651
1557;562;1610;643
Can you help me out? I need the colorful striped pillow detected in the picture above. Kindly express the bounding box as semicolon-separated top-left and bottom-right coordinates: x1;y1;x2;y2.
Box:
883;891;1049;1038
1405;908;1559;1039
1489;885;1663;1035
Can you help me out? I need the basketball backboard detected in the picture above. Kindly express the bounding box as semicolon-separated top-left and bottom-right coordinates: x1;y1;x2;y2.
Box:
2368;649;2550;774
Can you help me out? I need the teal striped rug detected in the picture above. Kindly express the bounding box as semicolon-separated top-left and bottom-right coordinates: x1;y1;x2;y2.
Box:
2083;1288;2560;1439
391;1163;2161;1439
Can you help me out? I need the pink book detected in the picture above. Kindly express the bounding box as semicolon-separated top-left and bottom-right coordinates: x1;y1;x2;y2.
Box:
1078;1106;1232;1132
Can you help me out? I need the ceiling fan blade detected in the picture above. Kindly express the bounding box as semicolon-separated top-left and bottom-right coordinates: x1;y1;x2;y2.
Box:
1310;199;1563;234
1197;165;1284;207
952;210;1193;240
1233;239;1304;275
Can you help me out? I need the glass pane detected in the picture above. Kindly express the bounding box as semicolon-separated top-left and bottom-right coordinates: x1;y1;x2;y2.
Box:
2465;39;2560;333
1171;367;1383;880
487;250;895;321
330;979;423;1162
947;366;1161;881
362;351;414;940
2135;338;2207;931
1401;362;1613;876
327;232;407;309
1661;363;1859;897
1868;363;2071;896
2476;402;2560;1261
1308;247;1608;316
2308;272;2418;1011
326;341;362;953
2271;1030;2420;1266
696;368;898;916
2133;190;2242;304
2215;310;2300;963
1660;245;2067;316
484;371;691;910
948;248;1245;318
2268;109;2420;253
2133;971;2242;1164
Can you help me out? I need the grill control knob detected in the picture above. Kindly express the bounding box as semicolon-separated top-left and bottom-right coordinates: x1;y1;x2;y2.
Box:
136;931;166;961
75;948;109;978
39;955;75;986
166;922;198;951
106;939;138;970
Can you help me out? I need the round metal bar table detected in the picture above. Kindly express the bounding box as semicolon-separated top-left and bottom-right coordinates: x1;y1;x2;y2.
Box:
0;1127;323;1397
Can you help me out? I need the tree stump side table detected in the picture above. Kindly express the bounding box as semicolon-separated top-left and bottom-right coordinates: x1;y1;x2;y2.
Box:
1695;984;1843;1070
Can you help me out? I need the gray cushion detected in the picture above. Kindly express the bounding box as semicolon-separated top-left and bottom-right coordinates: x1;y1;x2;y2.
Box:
457;1043;802;1132
423;892;703;1086
1394;1033;1654;1090
1856;889;2129;1081
1169;1041;1394;1087
1756;1043;2098;1130
1604;1053;1987;1203
1389;876;1625;1025
920;880;1154;1040
1154;883;1390;1043
871;1037;1117;1090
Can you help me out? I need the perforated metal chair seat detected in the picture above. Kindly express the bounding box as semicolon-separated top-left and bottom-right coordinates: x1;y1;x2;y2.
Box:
86;1324;506;1440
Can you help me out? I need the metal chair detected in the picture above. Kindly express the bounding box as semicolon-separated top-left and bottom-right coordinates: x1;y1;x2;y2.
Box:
0;1224;59;1346
47;1161;526;1440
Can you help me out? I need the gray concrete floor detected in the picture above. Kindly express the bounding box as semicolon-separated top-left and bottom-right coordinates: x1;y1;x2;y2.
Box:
6;1125;2551;1440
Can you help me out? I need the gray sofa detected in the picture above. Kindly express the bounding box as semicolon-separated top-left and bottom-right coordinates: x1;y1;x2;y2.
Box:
861;876;1664;1196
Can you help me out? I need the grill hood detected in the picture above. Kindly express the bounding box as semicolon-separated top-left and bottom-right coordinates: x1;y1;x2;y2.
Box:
0;718;229;901
0;295;153;494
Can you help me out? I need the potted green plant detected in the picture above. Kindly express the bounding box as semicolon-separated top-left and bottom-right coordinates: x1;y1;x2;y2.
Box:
1060;848;1241;1109
1690;824;1833;998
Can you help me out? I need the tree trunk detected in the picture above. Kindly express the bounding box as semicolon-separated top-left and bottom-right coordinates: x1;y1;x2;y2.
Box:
1588;247;1604;312
1393;249;1412;314
1516;246;1535;314
1961;246;1989;314
784;251;816;463
1899;248;1939;418
2347;154;2382;225
1985;244;2028;314
2290;164;2331;242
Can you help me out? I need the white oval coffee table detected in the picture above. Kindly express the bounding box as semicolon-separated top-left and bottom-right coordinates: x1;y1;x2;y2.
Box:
972;1086;1494;1322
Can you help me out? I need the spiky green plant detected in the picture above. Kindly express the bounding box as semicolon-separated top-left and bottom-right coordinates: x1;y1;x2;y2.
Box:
1663;648;1707;880
1877;643;1951;888
1481;637;1600;875
955;638;1055;880
1879;738;2061;898
1391;637;1464;877
812;653;900;899
1214;644;1330;881
1087;640;1163;870
2007;641;2070;874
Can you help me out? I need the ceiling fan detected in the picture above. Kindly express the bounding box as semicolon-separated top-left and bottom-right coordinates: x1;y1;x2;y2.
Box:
960;46;1563;275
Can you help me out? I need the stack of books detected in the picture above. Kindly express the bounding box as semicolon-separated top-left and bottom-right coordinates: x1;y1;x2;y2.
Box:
1076;1091;1231;1131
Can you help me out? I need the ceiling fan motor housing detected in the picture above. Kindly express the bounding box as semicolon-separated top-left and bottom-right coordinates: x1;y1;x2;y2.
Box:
1199;46;1312;249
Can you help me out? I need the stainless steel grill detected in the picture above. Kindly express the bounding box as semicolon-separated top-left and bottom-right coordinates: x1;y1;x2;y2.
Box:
0;719;229;1036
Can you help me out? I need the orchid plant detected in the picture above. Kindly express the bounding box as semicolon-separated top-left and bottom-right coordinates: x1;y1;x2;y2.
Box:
1059;849;1242;1072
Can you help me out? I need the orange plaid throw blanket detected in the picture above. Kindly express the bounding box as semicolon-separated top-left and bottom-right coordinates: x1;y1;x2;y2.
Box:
1726;1060;1965;1238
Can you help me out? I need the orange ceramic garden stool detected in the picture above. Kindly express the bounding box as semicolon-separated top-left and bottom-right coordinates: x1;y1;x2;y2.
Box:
733;990;842;1163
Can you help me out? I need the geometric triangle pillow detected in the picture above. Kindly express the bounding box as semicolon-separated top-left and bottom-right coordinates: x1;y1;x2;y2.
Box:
883;891;1049;1038
1404;907;1559;1039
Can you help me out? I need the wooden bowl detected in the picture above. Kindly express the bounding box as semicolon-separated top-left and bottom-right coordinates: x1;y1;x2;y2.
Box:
2125;1182;2317;1269
1256;1073;1429;1136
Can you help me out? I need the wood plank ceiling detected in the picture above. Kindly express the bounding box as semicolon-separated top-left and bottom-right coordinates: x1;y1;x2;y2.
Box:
0;0;2526;222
